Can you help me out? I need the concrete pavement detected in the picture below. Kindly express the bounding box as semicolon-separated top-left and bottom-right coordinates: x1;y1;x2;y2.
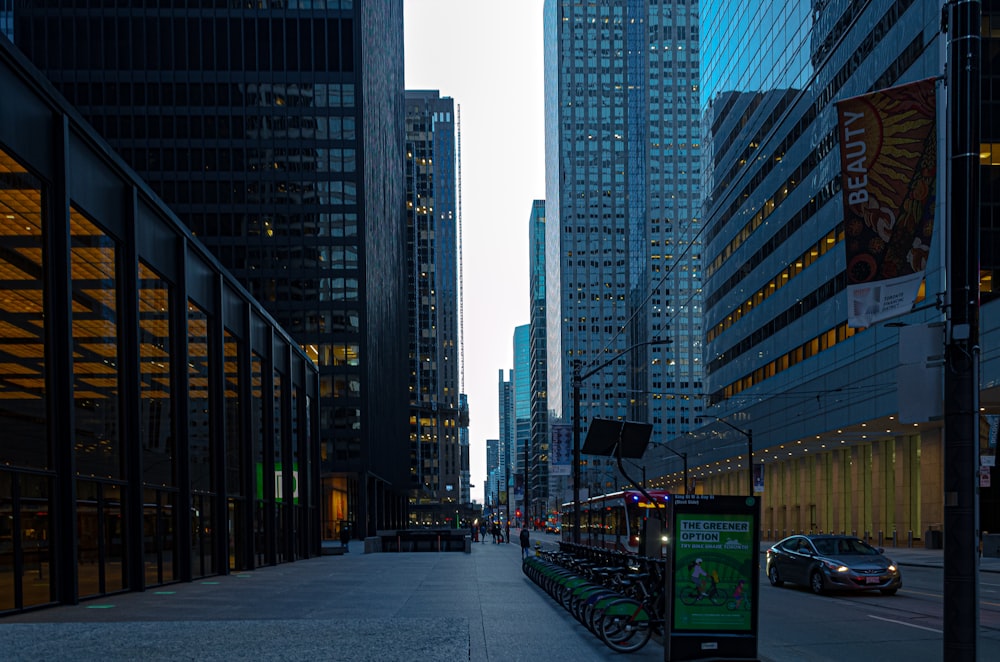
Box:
1;533;996;661
0;533;662;662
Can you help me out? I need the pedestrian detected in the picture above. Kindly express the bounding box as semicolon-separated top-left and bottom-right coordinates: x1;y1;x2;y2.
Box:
470;522;478;543
480;522;487;543
339;522;350;553
519;527;530;559
504;522;510;544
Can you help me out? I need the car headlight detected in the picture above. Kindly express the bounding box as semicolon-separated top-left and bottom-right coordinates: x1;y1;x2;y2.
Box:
823;560;849;572
888;564;897;572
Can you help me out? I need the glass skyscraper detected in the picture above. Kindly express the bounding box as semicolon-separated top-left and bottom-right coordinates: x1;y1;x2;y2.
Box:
528;200;551;520
404;90;464;523
543;0;703;496
513;324;531;521
12;1;410;538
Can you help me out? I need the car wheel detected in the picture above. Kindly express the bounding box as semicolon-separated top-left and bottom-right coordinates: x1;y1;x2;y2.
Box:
809;571;825;595
880;588;897;596
767;565;783;587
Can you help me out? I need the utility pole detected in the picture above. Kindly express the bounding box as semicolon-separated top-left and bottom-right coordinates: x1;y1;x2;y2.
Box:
944;1;981;658
717;417;754;495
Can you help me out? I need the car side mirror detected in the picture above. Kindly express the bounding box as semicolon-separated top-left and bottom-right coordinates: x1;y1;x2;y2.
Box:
877;547;885;554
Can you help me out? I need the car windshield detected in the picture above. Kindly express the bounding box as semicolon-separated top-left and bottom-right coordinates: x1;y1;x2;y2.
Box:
813;538;878;557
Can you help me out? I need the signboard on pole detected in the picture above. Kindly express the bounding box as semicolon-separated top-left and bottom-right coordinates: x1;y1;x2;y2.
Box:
666;494;760;661
549;424;572;476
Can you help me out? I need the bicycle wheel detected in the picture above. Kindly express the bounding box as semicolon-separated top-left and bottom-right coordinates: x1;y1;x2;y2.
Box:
583;590;624;634
597;598;652;653
679;586;699;605
709;586;729;606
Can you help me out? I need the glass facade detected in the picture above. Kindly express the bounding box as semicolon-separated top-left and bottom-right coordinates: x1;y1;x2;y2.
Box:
678;0;1000;540
528;201;550;520
543;0;703;497
404;91;463;524
12;0;409;539
0;37;319;614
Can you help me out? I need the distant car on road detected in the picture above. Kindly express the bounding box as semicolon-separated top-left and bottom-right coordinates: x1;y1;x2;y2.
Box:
766;534;902;596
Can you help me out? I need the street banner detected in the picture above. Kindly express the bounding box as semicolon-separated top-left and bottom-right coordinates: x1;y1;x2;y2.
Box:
549;424;572;476
752;464;764;494
835;78;938;328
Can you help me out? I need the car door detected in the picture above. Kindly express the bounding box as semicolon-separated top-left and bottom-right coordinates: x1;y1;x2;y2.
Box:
786;536;813;584
775;537;804;584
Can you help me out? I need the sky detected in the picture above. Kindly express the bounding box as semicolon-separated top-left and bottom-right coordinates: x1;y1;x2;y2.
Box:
403;1;546;505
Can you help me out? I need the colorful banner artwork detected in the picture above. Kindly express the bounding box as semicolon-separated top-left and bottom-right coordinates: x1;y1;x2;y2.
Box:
835;78;938;328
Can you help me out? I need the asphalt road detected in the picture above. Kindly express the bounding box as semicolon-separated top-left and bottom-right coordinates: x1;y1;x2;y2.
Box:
757;563;1000;661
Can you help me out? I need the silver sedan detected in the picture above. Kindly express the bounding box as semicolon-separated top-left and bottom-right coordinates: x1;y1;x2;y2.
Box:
765;534;902;595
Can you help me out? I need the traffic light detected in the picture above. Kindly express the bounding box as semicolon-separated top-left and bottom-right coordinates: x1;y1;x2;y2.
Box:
515;509;521;518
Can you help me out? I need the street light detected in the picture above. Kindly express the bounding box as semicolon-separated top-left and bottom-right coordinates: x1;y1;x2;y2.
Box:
716;417;753;495
572;338;670;544
649;441;688;494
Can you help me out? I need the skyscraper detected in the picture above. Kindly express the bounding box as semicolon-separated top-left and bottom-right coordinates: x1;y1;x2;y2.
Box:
498;369;514;513
513;324;531;521
404;90;464;523
543;0;703;497
12;1;410;537
528;200;551;521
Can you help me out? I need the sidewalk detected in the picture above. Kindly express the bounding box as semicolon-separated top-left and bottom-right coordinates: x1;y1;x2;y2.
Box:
0;534;662;662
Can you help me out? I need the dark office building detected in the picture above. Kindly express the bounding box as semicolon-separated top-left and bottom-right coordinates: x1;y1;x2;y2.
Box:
11;1;410;538
403;91;464;524
0;36;320;615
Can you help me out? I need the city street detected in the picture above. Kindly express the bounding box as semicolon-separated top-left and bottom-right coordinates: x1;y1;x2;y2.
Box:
3;532;1000;661
757;563;1000;660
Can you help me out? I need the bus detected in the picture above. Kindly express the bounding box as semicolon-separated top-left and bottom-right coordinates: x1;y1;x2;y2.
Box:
561;489;671;557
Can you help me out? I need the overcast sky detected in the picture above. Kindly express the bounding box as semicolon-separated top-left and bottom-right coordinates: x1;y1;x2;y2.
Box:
403;0;545;504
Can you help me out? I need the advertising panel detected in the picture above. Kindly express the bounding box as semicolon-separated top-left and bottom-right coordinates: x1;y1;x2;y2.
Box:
673;513;754;632
667;495;760;661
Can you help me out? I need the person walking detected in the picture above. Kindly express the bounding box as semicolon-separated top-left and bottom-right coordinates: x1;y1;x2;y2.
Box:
504;522;510;544
519;527;531;559
480;522;487;543
339;522;350;553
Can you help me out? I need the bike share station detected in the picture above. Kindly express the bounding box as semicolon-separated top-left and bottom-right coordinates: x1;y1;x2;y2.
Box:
584;419;761;661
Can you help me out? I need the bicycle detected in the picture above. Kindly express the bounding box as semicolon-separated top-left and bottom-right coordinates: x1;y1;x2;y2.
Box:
679;577;728;606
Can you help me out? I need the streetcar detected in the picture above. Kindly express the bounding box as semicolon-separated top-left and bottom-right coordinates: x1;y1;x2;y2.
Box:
560;489;671;557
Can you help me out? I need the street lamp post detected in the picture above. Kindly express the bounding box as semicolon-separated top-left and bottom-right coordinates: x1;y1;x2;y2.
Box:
571;339;669;544
651;442;688;494
717;417;753;495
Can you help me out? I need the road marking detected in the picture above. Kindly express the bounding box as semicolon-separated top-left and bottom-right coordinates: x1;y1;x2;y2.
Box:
868;615;941;633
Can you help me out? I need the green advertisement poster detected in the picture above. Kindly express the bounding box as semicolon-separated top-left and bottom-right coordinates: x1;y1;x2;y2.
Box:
672;513;754;632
